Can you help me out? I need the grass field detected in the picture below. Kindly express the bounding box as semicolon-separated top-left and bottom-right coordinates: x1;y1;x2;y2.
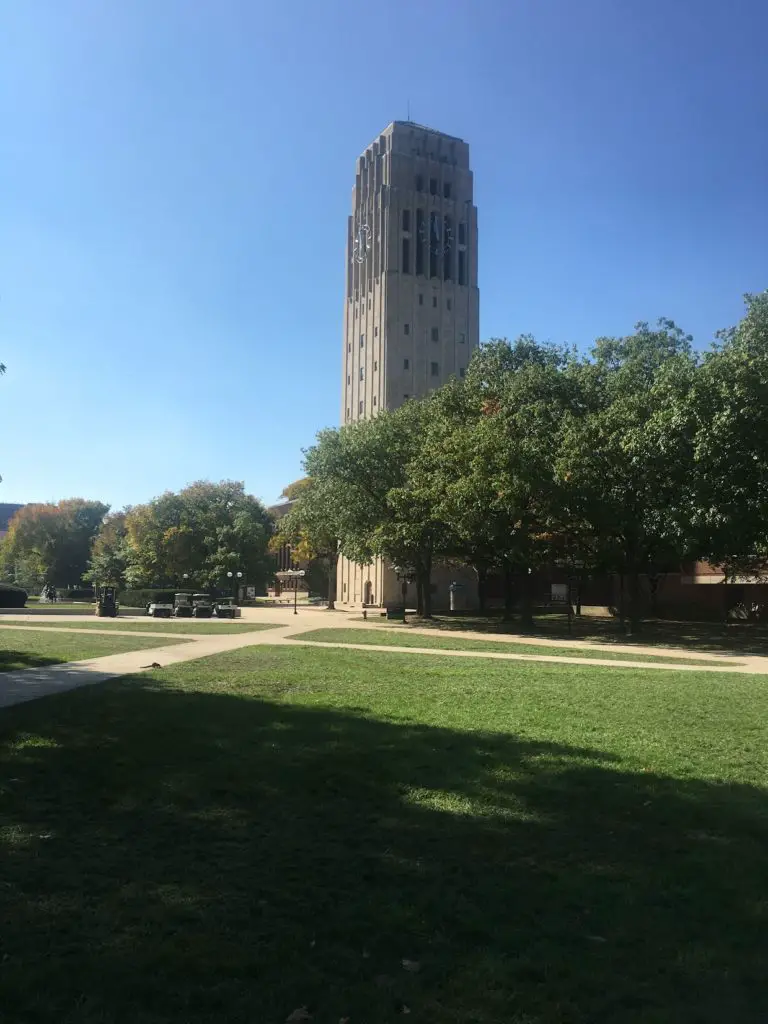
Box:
294;627;742;667
1;645;766;1023
0;628;190;671
0;620;282;635
2;603;96;615
380;612;768;657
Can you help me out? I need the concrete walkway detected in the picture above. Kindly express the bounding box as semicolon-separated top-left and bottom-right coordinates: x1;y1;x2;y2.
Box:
1;607;767;710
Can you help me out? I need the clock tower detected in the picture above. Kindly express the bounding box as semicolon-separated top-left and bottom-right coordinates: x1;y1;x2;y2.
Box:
338;121;479;607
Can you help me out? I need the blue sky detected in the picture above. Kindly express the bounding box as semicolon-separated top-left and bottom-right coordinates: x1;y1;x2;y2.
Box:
2;0;767;511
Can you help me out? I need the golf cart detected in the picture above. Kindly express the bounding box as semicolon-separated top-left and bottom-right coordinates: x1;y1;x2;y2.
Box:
192;593;213;618
147;598;173;618
213;597;241;619
95;586;119;618
173;592;194;617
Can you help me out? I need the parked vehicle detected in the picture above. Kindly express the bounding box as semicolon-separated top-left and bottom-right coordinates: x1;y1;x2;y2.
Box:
173;592;194;617
147;599;173;618
192;593;213;618
95;586;118;618
213;598;241;619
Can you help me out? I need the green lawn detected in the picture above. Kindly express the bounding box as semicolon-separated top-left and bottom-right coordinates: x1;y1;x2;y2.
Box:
0;628;190;672
0;620;282;635
3;603;96;615
294;627;743;667
1;646;766;1023
370;612;768;657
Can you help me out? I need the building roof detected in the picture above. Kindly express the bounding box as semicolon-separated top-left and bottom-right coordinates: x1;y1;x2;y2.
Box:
389;120;465;142
267;500;295;521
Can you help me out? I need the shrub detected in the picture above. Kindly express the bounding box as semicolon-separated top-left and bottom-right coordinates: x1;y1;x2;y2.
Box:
63;588;95;602
119;588;178;608
0;584;28;608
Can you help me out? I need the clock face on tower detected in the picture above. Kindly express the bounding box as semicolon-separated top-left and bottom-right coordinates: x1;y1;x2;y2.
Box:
351;215;371;264
420;212;453;256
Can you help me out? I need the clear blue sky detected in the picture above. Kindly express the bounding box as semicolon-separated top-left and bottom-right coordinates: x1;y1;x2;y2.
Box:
2;0;766;511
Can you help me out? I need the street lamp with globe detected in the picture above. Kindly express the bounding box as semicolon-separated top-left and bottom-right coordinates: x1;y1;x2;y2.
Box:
391;564;416;622
226;570;243;603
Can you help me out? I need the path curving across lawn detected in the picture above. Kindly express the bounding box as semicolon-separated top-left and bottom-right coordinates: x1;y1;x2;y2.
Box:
0;628;191;672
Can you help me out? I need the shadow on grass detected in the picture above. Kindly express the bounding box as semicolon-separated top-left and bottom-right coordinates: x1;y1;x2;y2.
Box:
413;613;768;656
1;680;766;1023
0;650;61;672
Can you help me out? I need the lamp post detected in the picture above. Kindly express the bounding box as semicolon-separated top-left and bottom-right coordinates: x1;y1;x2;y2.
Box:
294;569;306;615
182;573;190;590
391;564;416;622
226;570;243;603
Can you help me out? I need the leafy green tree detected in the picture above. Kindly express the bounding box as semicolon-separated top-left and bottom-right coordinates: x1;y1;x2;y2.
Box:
304;401;447;616
556;320;699;629
1;499;109;588
684;292;768;576
84;512;132;589
416;339;578;626
270;478;341;608
125;481;272;592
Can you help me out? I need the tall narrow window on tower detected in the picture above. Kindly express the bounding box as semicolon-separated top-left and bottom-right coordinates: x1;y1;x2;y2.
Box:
443;216;453;281
458;222;467;245
429;212;440;279
402;209;411;231
415;210;425;276
402;238;410;274
458;250;467;286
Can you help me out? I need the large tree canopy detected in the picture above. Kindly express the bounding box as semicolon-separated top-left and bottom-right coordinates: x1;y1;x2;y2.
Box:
124;480;273;591
1;499;109;588
293;290;768;626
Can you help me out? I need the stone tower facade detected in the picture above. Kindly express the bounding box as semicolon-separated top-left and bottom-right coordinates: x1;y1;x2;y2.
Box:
338;121;479;609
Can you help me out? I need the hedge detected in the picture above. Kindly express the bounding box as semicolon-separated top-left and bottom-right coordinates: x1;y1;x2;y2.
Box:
0;584;28;608
119;589;177;608
63;588;95;602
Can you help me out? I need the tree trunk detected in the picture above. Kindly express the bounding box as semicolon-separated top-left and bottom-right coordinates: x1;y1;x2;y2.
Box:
618;572;626;628
567;578;573;634
477;567;487;612
575;573;583;617
422;578;432;618
415;575;424;617
648;573;662;618
326;554;337;610
629;569;642;634
420;551;433;618
503;564;515;621
520;570;534;631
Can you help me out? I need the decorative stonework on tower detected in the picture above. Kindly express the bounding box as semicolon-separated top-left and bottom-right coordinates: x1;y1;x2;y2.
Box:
338;121;480;608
